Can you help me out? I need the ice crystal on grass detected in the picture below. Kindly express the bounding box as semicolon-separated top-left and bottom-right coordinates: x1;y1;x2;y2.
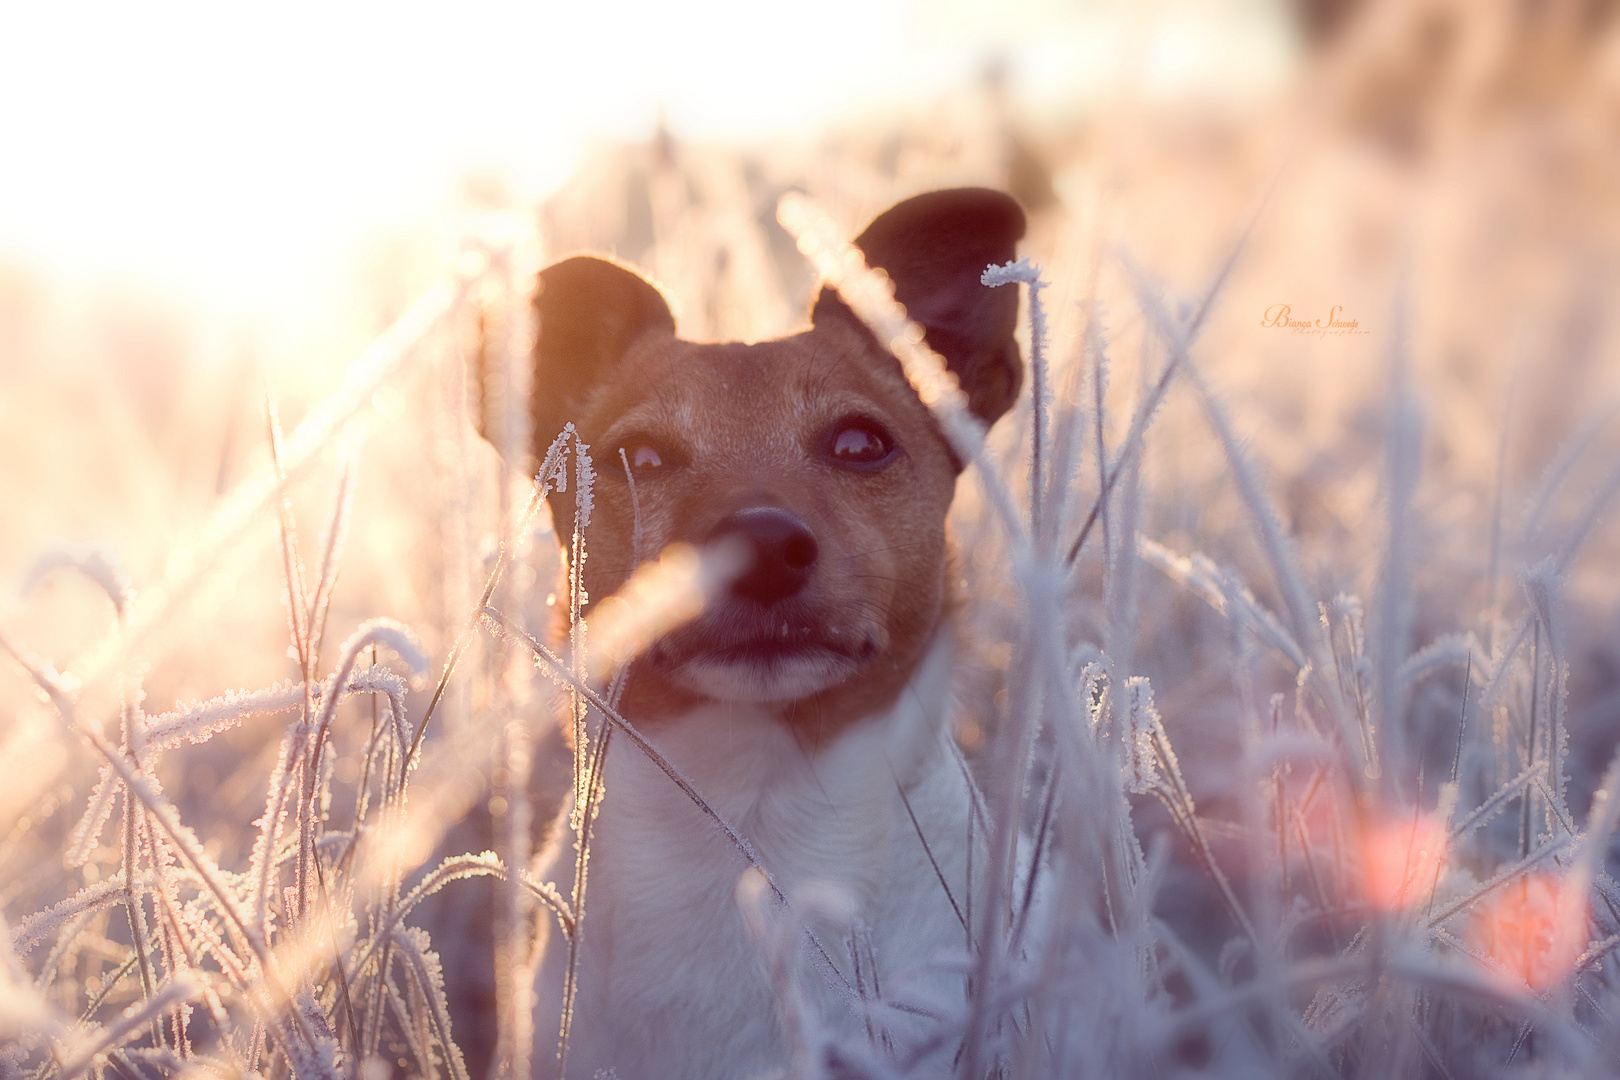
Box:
21;543;134;620
4;95;1619;1078
0;245;524;1078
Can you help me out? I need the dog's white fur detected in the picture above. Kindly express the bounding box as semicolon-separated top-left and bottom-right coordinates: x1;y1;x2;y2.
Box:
530;630;977;1079
514;188;1026;1079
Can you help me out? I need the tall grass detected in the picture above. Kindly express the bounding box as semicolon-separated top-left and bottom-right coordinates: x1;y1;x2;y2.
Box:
4;65;1620;1079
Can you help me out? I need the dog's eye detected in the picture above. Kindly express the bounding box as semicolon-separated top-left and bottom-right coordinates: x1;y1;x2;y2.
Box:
826;421;895;468
628;444;664;470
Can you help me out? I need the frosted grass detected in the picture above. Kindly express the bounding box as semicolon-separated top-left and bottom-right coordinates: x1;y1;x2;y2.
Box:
2;177;1618;1080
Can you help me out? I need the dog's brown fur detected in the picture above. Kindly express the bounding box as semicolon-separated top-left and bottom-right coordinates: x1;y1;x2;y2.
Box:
528;189;1025;746
442;190;1026;1076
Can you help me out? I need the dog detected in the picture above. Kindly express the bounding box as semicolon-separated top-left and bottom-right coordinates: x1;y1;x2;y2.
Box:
521;189;1025;1079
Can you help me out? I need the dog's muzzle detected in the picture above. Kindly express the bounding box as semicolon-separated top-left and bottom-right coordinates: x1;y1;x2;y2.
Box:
706;507;818;607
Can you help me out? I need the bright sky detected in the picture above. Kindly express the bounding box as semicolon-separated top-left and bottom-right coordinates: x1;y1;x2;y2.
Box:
0;0;1293;317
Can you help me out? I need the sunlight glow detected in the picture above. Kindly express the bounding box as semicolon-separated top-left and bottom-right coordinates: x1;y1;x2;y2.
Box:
1360;812;1448;911
1467;873;1588;991
0;0;914;310
0;1;1292;325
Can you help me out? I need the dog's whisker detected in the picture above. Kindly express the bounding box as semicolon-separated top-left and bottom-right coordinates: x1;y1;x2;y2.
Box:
846;540;938;558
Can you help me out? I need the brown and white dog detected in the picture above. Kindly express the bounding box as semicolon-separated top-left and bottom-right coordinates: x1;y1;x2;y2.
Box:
523;189;1025;1079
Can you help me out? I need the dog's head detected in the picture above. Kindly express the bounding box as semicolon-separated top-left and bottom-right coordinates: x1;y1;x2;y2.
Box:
525;189;1024;732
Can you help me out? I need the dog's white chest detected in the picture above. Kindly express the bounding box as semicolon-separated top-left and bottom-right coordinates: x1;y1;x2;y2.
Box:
529;636;974;1080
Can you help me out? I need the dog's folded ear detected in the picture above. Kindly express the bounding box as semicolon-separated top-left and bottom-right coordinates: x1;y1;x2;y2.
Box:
812;188;1026;427
528;255;676;453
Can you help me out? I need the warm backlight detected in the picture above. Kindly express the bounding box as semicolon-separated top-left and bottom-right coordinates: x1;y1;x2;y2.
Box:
1466;874;1588;991
1360;812;1449;911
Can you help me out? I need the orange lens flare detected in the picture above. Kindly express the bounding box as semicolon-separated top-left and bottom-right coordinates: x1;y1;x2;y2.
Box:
1360;812;1449;911
1466;873;1588;991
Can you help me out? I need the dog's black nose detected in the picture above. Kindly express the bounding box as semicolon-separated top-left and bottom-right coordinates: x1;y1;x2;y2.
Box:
708;507;818;606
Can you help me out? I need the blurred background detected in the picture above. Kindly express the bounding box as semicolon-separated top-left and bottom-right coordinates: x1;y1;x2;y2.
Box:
0;0;1309;704
4;0;1618;798
5;0;1616;718
2;0;1619;1057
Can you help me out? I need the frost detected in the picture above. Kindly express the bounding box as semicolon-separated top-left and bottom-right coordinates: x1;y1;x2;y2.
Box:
20;543;134;618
